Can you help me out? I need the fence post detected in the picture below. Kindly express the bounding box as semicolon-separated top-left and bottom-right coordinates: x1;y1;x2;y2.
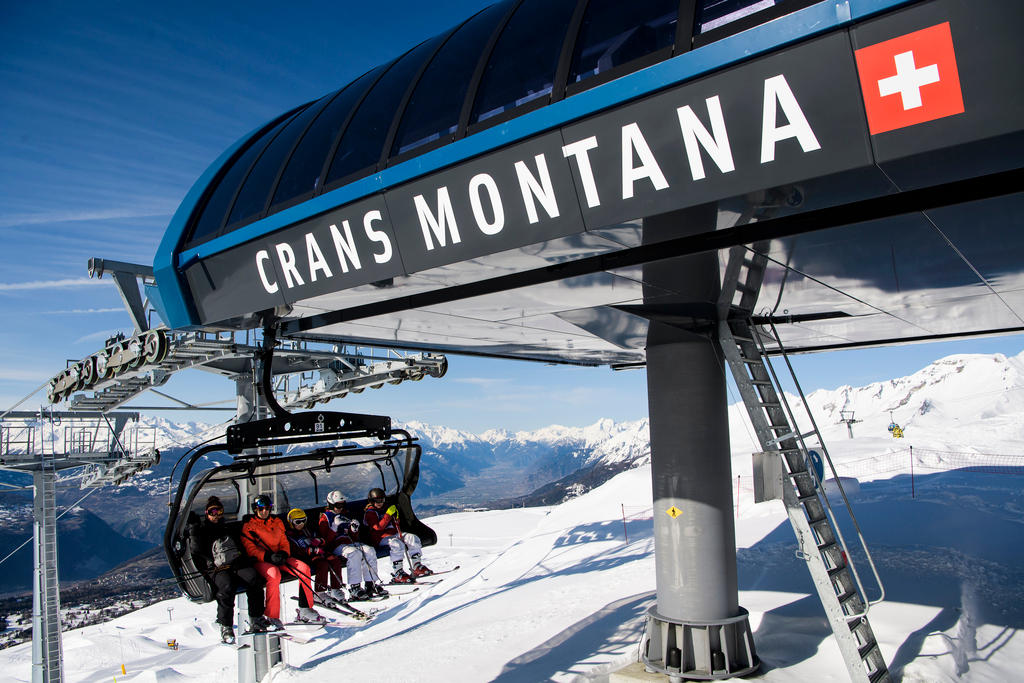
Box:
736;475;741;519
910;445;915;499
621;503;628;544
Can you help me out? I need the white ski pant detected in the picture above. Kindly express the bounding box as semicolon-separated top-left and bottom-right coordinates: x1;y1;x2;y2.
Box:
333;543;381;584
380;532;421;568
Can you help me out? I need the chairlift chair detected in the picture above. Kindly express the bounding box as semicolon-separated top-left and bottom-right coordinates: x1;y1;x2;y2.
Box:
163;411;436;603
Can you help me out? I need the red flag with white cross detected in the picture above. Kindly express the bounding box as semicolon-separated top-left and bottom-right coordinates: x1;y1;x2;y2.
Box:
854;22;965;135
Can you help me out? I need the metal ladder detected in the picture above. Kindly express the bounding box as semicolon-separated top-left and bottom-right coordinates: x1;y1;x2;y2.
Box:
718;246;890;683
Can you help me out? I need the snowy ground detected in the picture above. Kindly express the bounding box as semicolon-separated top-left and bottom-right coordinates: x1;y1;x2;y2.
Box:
3;434;1021;683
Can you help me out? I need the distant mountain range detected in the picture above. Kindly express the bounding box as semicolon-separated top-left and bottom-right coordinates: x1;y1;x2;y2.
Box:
1;350;1020;594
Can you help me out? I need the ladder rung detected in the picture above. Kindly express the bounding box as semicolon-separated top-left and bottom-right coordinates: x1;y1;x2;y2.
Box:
827;565;847;581
869;668;890;683
858;641;880;660
837;590;858;605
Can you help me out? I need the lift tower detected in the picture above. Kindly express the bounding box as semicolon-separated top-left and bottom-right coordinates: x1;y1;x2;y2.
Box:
0;411;157;683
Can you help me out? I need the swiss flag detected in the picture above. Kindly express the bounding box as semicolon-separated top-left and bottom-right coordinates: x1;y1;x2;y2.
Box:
855;22;964;135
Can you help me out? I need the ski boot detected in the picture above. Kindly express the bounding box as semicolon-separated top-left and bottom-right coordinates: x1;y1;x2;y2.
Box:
391;569;415;584
249;615;272;633
366;581;389;597
220;623;235;644
412;563;433;578
296;607;325;624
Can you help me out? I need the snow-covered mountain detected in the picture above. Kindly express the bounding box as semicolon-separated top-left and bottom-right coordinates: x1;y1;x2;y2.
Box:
2;351;1021;594
4;414;1022;681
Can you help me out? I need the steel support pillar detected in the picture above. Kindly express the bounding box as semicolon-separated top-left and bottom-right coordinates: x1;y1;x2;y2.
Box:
234;364;282;683
32;468;63;683
639;207;757;680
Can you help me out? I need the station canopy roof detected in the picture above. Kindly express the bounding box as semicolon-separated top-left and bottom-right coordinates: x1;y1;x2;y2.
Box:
155;0;1024;366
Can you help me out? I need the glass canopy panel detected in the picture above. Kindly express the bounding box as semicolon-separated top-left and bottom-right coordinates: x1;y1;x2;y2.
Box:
326;35;448;186
696;0;778;34
390;2;512;157
470;0;578;124
569;0;678;84
270;66;388;210
225;99;327;228
186;114;294;247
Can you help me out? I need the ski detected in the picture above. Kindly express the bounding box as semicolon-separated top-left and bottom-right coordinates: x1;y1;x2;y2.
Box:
421;564;460;577
292;594;373;621
384;580;423;590
385;565;460;586
276;625;324;644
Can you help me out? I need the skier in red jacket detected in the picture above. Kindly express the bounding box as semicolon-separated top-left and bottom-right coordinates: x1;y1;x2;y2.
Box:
241;494;322;626
362;487;431;583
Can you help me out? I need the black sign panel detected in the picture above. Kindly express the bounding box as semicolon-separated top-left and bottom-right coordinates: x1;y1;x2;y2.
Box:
385;131;586;273
561;31;872;229
193;195;404;319
184;238;290;323
851;0;1024;163
188;27;890;325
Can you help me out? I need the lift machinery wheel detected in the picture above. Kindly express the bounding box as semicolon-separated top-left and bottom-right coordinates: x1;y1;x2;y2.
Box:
143;329;169;364
78;356;97;388
94;349;113;380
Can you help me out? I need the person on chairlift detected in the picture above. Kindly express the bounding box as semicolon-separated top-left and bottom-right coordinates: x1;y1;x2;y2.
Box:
241;494;323;627
284;507;346;603
319;490;388;600
363;487;431;584
187;495;270;643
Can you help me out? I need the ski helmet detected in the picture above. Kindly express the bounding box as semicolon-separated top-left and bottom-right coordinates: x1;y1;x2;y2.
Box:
326;490;345;506
368;487;386;503
253;494;272;511
286;508;307;525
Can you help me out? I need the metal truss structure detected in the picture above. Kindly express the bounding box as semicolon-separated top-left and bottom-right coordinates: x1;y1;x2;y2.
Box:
0;411;158;683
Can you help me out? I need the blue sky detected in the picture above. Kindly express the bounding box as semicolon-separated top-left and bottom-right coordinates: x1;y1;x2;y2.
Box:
1;1;1021;433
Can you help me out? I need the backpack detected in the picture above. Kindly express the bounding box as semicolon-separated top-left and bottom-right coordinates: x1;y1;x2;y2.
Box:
212;536;242;567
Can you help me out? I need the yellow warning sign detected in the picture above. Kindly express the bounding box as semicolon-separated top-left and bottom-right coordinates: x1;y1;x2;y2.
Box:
666;506;682;519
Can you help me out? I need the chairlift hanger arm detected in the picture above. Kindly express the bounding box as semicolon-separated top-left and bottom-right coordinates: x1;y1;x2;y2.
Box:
224;410;392;454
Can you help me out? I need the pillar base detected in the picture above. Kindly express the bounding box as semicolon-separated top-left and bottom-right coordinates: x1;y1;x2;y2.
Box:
237;632;283;683
641;607;759;681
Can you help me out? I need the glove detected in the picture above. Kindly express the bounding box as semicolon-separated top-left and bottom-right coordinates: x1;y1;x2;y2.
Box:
309;546;324;558
309;538;324;547
348;520;360;534
385;505;398;517
268;551;287;565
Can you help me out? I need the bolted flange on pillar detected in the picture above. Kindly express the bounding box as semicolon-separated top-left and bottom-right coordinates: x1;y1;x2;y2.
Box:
642;607;757;680
641;325;758;680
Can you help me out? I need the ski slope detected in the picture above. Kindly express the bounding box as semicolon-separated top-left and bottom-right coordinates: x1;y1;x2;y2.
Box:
4;447;1021;682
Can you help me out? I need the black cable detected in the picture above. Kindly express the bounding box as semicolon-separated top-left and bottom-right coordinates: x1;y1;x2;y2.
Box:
259;315;291;421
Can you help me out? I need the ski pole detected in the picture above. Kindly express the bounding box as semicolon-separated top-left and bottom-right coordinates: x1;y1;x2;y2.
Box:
390;508;416;574
244;531;318;608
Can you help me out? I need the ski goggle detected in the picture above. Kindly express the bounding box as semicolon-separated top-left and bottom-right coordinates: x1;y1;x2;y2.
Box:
370;497;385;504
291;517;307;525
254;501;271;509
330;502;346;509
206;507;224;516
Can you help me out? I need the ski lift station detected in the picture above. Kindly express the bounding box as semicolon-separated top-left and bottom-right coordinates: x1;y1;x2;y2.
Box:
8;0;1022;681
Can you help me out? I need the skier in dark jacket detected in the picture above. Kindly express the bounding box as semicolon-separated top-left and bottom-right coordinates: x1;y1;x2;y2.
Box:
285;507;345;601
363;487;431;583
188;495;270;643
